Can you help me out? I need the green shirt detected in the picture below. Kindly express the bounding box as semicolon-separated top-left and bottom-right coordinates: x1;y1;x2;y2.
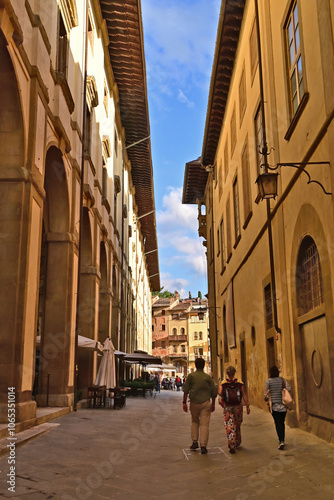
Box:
183;370;216;404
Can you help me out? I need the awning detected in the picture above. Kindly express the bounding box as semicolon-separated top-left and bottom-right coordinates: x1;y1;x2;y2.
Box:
122;351;162;365
36;335;103;353
146;364;176;371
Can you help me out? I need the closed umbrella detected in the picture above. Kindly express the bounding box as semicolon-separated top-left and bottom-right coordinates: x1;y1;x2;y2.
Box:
94;338;116;389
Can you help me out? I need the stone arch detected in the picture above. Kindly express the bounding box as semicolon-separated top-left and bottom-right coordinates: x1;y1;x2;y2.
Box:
289;204;334;436
98;241;111;344
37;146;74;407
77;207;96;394
81;207;93;267
0;31;24;168
44;146;70;233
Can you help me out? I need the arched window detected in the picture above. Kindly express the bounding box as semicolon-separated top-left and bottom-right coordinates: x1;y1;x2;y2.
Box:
296;236;323;315
193;331;198;341
180;327;185;334
172;327;177;335
199;331;203;340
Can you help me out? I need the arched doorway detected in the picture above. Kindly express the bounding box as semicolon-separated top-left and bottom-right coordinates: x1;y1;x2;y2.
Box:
77;207;97;395
98;241;111;345
37;146;75;407
0;30;35;422
296;235;333;421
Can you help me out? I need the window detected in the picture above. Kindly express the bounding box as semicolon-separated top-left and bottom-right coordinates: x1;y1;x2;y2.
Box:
102;162;108;199
199;348;204;356
217;227;220;256
296;237;323;315
88;12;94;53
223;305;229;362
84;106;91;155
250;17;258;81
286;1;304;115
230;107;237;155
220;217;226;271
199;332;203;340
233;177;241;243
152;325;154;332
181;345;186;353
254;104;263;176
114;130;118;157
193;332;198;341
239;65;247;123
161;341;166;348
161;309;166;315
173;345;177;353
219;159;223;199
241;140;252;225
103;82;108;116
264;283;273;329
180;328;185;334
226;196;232;261
57;10;68;74
224;139;229;181
162;324;166;331
172;328;177;335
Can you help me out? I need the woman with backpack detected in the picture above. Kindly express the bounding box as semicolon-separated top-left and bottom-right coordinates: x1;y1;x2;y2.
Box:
264;365;291;450
218;366;250;454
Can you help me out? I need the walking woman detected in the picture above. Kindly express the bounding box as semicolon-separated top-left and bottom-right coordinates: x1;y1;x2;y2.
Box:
264;366;291;450
218;366;250;454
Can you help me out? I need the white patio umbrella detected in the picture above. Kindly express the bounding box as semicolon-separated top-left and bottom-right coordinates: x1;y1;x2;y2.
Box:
94;338;116;389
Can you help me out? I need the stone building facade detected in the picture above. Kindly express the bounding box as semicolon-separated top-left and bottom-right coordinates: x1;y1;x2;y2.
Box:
152;295;210;376
0;0;159;424
183;0;334;441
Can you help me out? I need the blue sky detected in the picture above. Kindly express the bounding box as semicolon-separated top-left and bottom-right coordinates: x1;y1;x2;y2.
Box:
141;0;220;299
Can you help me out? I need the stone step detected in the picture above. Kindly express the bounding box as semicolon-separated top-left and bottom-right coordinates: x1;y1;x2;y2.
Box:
0;422;60;458
0;399;88;441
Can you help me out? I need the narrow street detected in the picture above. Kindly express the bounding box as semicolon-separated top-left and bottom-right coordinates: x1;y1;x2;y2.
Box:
0;391;333;499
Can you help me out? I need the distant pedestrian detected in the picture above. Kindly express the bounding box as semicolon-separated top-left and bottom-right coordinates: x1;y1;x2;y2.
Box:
182;358;216;454
264;365;291;450
218;366;250;454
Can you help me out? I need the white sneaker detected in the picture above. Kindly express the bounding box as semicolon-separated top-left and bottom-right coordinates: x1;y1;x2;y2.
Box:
278;442;285;450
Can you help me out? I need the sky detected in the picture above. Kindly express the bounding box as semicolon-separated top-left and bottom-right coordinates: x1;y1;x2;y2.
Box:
141;0;221;299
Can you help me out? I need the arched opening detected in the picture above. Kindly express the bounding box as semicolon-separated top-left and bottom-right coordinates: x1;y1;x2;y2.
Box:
37;146;73;407
296;235;332;423
77;207;96;395
0;31;24;168
98;241;110;345
296;235;323;316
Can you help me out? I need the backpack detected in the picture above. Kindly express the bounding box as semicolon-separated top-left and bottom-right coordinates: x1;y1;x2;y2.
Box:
221;381;242;405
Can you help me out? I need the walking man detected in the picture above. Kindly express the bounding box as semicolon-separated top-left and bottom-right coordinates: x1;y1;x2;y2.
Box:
182;358;216;454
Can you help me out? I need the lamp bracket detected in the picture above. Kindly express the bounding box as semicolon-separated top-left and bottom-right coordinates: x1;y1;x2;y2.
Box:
267;161;332;196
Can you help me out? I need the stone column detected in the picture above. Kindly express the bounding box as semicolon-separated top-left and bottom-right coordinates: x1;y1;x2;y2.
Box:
77;267;99;395
0;179;41;423
37;232;78;408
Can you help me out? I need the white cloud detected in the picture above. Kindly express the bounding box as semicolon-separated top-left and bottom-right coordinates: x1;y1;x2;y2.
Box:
156;186;207;279
157;186;198;230
177;89;194;108
142;0;218;94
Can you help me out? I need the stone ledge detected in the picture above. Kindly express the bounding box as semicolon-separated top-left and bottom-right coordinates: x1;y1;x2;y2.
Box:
0;422;59;458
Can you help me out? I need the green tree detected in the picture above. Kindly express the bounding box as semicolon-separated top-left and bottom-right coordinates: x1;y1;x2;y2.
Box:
152;287;174;298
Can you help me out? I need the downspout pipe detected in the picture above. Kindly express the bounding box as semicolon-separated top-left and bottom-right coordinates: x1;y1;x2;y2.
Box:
74;0;89;410
254;0;281;335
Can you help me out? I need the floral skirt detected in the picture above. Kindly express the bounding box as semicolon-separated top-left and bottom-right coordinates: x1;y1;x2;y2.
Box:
223;405;243;450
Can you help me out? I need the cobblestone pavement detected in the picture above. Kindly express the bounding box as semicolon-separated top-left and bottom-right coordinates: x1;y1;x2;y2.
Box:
0;390;333;499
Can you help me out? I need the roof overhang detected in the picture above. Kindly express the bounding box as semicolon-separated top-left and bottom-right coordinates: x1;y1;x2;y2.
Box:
100;0;160;291
182;157;208;205
183;0;245;205
202;0;246;166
